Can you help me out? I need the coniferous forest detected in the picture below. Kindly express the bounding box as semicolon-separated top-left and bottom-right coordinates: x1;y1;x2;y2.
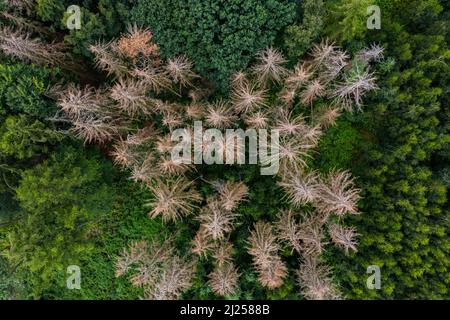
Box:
0;0;449;301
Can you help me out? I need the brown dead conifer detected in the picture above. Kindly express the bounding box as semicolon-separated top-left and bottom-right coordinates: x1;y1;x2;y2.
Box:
297;255;341;300
248;222;288;289
165;55;198;88
275;209;302;253
214;181;248;211
252;47;287;85
208;262;240;296
196;199;237;240
0;27;66;65
328;223;358;254
316;170;361;217
146;177;201;222
278;170;320;206
116;25;159;61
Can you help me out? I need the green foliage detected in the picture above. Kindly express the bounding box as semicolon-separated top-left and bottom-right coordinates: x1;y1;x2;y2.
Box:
283;0;324;60
35;0;66;23
131;0;296;90
0;161;20;222
328;0;450;299
37;177;166;299
32;0;130;58
438;167;450;188
0;62;58;118
0;0;448;301
63;1;132;57
6;145;115;296
15;144;113;215
0;62;63;227
325;0;374;44
0;255;26;300
0;115;63;159
317;118;363;173
0;192;20;224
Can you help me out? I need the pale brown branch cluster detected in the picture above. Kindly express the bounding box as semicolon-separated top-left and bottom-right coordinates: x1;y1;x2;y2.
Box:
146;177;201;223
0;11;49;35
315;170;361;217
252;47;288;85
189;181;247;296
229;71;271;132
297;214;327;257
252;203;352;298
185;103;206;120
266;39;378;115
285;62;312;91
276;137;313;174
228;42;379;177
90;41;128;77
110;78;153;117
208;242;239;296
90;26;160;78
275;210;326;257
277;167;360;251
279;168;360;217
279;170;321;206
212;241;234;266
301;79;325;106
356;44;384;63
316;104;342;128
275;167;361;300
275;209;303;253
115;240;149;278
110;125;179;181
243;110;270;129
196;199;237;241
208;261;240;297
190;181;246;254
231;78;268;114
89;25;199;98
144;256;196;300
328;223;358;254
274;168;360;300
306;40;379;112
214;181;248;211
57;85;128;144
3;0;34;14
192;233;240;297
191;226;215;258
46;33;379;301
309;39;350;84
116;239;195;300
205;100;237;129
273;110;308;137
52;28;206;228
332;68;377;111
193;181;247;243
165;55;199;88
0;27;67;66
297;255;341;300
60;104;199;225
247;222;287;289
117;25;160;61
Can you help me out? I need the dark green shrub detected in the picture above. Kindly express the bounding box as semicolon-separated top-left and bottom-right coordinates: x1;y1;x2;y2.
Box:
283;0;324;60
131;0;296;90
7;144;115;297
0;62;58;117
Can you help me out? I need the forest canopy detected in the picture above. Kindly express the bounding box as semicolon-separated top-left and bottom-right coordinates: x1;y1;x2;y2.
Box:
0;0;448;301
